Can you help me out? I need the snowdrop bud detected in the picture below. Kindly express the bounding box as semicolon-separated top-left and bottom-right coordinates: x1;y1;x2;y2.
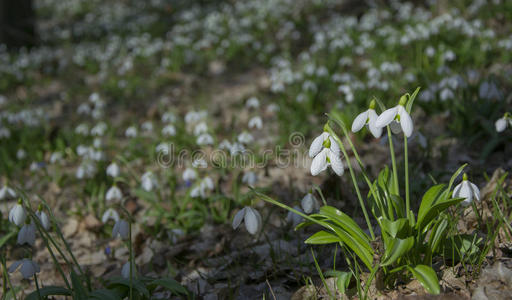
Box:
9;259;40;279
301;192;319;214
232;207;262;235
106;185;123;202
9;200;26;226
495;117;507;132
453;174;480;207
112;219;130;240
36;206;51;230
121;261;137;279
196;133;214;145
102;208;120;223
0;185;16;200
106;162;120;178
17;221;36;246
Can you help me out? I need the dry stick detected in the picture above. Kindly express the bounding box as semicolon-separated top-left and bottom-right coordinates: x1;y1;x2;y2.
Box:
265;279;277;300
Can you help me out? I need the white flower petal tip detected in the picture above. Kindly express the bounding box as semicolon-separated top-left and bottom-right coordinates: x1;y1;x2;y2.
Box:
310;149;328;176
328;151;344;176
453;178;480;207
232;208;247;230
351;111;369;133
375;107;398;128
399;109;414;137
308;132;327;158
233;207;262;235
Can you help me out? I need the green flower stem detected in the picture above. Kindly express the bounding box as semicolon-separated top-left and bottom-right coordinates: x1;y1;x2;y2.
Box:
404;134;410;213
2;256;17;300
129;221;133;300
326;125;375;240
387;127;399;195
34;273;42;300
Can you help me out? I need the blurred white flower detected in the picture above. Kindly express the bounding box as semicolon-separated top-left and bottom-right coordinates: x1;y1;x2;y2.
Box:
232;207;262;235
141;171;157;192
8;259;40;279
17;222;36;246
91;122;107;136
237;132;254;144
16;149;26;160
197;133;214;145
49;152;63;164
246;97;260;109
242;171;258;185
106;162;120;178
161;112;176;123
121;261;137;279
0;185;16;200
183;168;197;181
162;124;176;136
112;219;130;240
301;192;320;214
125;126;138;138
453;174;480;207
194;122;208;136
141;121;153;133
9;201;26;226
106;185;123;202
36;209;51;231
248;116;263;130
102;208;120;223
192;158;207;169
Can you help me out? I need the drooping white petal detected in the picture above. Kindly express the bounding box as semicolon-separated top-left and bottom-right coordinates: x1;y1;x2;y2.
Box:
455;181;473;206
367;109;383;138
398;106;414;137
112;219;130;240
375;106;398;128
328;150;344;176
102;208;120;223
19;259;40;279
121;261;137;279
232;207;247;229
106;186;123;202
309;132;328;158
469;182;480;201
328;136;341;156
286;206;303;227
106;162;120;178
9;204;26;226
351;110;369;133
36;211;51;230
495;118;507;132
310;149;328;176
17;223;36;246
453;182;463;198
301;193;317;214
8;260;23;274
244;207;262;235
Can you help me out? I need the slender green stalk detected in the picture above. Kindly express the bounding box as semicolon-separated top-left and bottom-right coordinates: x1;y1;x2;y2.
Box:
129;222;133;300
34;273;42;300
311;248;334;300
2;256;17;300
387;127;399;196
404;135;410;213
326;125;375;240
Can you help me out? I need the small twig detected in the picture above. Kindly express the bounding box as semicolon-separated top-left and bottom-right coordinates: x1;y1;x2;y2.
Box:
265;279;277;300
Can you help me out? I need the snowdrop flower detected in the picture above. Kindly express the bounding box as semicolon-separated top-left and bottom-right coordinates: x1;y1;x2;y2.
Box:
0;185;16;200
162;124;176;136
194;122;208;136
453;174;480;207
309;131;343;176
125;126;138;138
301;192;320;214
495;113;511;132
237;131;254;144
102;208;120;223
17;221;36;246
0;127;10;138
197;133;214;145
232;207;262;235
75;123;89;136
8;259;40;279
121;261;137;279
93;138;103;149
9;200;26;226
183;168;197;182
246;97;260;109
242;171;258;185
76;161;97;179
49;152;63;164
106;162;120;178
192;158;207;169
36;206;50;230
112;219;130;240
16;149;26;160
156;142;171;154
141;171;157;192
375;96;413;137
91;122;107;136
248;116;263;130
106;185;123;202
141;121;153;133
351;100;382;138
161;112;176;123
286;206;304;227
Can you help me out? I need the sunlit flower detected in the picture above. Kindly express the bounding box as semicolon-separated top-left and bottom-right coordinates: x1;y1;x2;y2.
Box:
106;162;120;178
453;174;480;207
375;96;413;137
112;219;130;240
9;200;26;226
301;192;320;214
351;100;382;138
309;131;343;176
232;207;262;235
17;221;36;246
8;259;40;279
102;208;120;223
106;185;123;202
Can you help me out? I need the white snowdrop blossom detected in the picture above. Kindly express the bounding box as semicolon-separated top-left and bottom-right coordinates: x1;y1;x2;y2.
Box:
141;171;157;192
125;126;138;138
301;192;320;214
16;149;26;160
246;97;260;109
248;116;263;130
49;152;63;164
190;177;214;198
106;185;123;202
36;208;51;230
106;162;120;178
375;96;413;137
232;207;263;235
102;208;120;223
162;124;176;136
495;113;511;133
112;219;130;240
309;131;343;176
17;222;36;246
121;261;137;279
351;100;382;138
196;133;214;145
9;201;26;226
0;185;16;200
8;259;40;279
453;174;480;207
161;112;176;123
75;123;89;135
183;168;197;181
141;121;153;133
242;171;258;185
193;122;208;136
91;122;107;136
237;131;254;144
